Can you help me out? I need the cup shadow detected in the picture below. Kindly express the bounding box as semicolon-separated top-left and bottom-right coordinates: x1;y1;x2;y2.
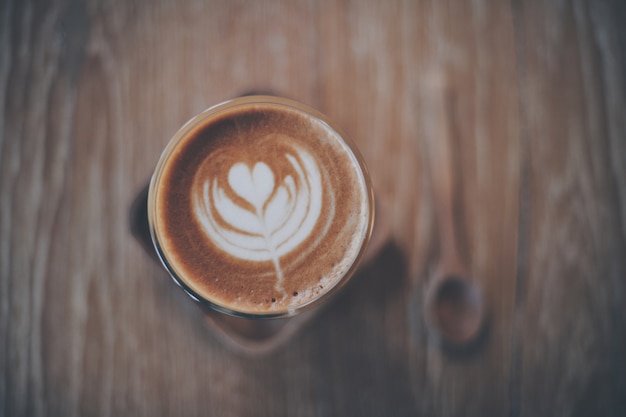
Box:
128;180;392;356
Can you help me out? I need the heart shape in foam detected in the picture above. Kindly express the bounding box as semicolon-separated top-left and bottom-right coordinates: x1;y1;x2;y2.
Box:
228;162;275;210
193;142;327;269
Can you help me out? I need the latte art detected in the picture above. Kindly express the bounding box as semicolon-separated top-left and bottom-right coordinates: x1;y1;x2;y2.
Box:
193;141;334;297
150;98;373;316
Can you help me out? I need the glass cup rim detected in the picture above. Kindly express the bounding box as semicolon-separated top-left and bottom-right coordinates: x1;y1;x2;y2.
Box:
147;95;375;319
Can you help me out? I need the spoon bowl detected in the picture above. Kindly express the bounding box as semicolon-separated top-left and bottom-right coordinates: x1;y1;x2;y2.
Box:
425;273;484;347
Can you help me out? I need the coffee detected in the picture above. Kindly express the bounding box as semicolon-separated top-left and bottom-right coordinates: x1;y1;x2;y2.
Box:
149;97;373;316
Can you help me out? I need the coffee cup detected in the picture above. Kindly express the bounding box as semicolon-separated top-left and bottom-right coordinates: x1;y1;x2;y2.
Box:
143;96;379;353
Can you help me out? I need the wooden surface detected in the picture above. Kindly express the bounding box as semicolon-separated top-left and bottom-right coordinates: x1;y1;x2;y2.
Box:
2;0;625;416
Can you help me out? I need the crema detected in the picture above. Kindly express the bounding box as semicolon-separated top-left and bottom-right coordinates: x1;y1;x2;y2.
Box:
149;97;373;316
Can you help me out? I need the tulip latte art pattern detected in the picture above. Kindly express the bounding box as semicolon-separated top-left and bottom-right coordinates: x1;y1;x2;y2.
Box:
152;103;371;314
193;143;334;297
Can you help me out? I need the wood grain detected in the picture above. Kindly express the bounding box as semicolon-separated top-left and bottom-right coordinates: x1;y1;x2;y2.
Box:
513;1;626;415
1;0;625;416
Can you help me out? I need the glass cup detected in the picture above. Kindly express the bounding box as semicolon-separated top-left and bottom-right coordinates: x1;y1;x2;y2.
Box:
143;95;381;354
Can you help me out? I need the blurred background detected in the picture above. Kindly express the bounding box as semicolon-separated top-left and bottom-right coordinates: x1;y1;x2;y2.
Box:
1;0;625;416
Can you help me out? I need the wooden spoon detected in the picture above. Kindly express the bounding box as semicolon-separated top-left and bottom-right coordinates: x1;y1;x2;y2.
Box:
422;74;485;348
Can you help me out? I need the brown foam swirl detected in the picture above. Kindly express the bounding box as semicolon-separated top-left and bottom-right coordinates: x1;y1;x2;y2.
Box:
152;102;371;314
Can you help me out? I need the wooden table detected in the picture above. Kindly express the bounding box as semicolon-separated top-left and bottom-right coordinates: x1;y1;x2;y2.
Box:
2;0;625;416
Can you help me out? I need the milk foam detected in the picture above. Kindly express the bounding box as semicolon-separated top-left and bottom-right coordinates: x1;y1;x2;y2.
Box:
193;142;329;295
154;101;372;315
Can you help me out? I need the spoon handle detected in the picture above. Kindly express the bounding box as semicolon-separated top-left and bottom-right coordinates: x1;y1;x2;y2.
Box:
423;74;464;273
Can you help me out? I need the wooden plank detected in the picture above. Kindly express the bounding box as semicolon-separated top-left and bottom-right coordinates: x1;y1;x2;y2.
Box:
513;0;626;415
1;0;625;416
